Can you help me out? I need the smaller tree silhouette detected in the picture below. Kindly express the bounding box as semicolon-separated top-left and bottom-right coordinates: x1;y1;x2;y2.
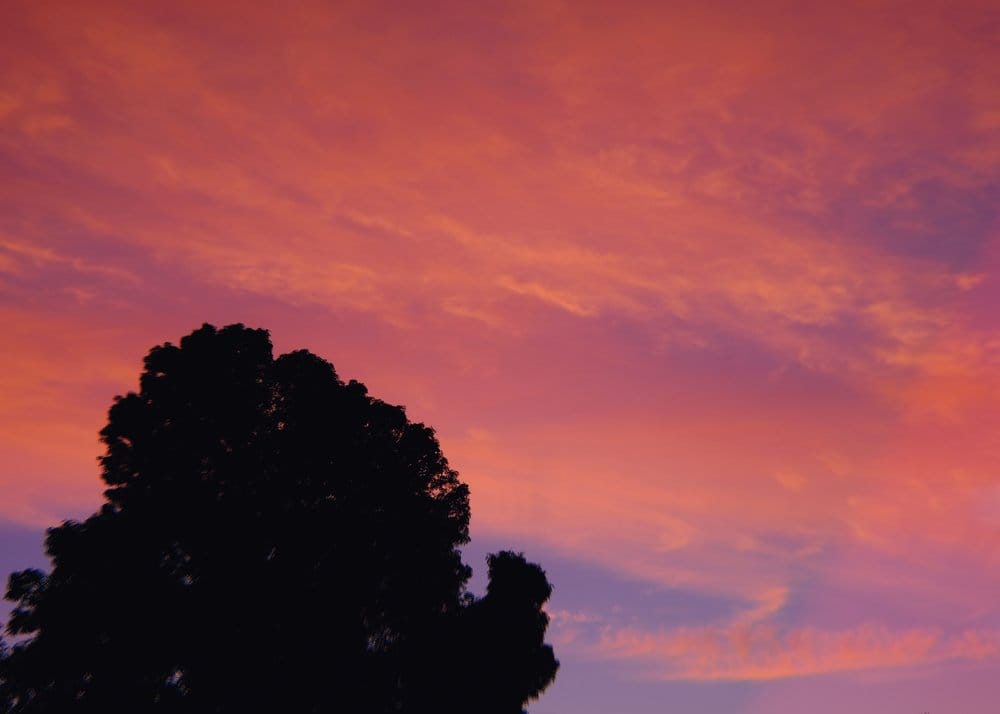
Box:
0;324;557;713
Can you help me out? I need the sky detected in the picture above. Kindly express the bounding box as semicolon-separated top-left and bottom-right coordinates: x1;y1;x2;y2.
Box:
1;0;999;711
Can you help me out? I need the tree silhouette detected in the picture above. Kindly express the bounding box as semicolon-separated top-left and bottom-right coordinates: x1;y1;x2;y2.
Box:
0;324;557;713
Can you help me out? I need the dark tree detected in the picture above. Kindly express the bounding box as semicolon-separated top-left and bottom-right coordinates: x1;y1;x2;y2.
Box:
0;324;557;713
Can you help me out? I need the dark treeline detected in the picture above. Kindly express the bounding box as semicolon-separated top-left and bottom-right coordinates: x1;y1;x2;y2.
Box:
0;324;558;713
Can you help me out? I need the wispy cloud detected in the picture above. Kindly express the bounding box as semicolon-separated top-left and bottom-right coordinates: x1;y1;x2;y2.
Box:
591;623;999;681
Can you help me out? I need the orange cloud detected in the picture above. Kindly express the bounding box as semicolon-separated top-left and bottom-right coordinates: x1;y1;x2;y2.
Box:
590;623;998;681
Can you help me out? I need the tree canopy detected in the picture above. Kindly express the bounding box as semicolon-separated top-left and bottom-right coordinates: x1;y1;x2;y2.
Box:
0;324;558;713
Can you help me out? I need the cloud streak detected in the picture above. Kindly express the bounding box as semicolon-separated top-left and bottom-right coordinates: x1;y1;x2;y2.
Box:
592;623;999;681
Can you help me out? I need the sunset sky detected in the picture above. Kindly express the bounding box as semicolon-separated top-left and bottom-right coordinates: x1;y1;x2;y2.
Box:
2;0;999;711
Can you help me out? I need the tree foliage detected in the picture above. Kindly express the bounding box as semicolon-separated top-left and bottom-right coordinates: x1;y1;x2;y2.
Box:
0;324;558;713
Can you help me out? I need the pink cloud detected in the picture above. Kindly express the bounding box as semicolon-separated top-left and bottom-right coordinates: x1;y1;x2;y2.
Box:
590;623;999;681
